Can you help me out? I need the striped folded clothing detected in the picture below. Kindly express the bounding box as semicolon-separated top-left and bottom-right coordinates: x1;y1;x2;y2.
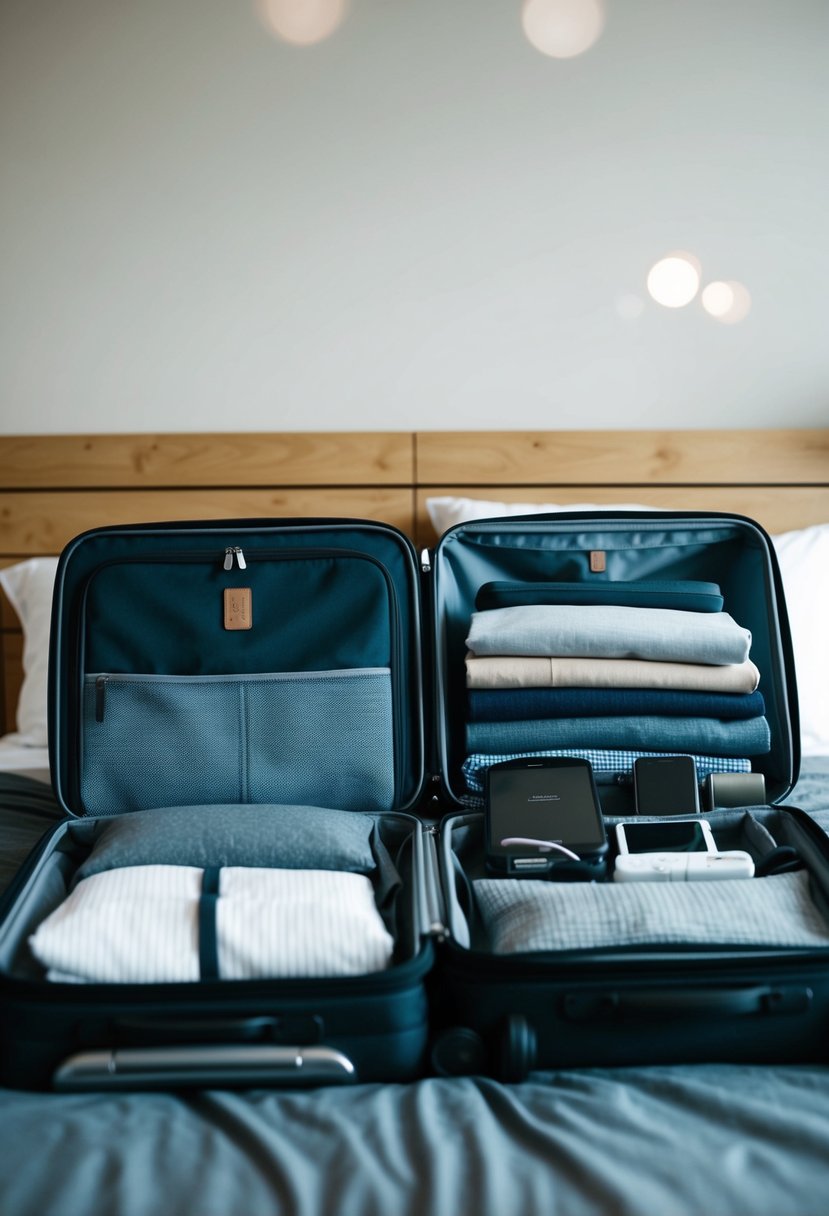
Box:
465;654;761;693
467;687;766;723
29;865;395;984
466;604;752;666
474;871;829;954
466;714;771;758
461;751;753;797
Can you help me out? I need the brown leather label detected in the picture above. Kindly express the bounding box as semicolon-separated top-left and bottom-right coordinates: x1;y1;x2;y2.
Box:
224;588;252;631
589;550;606;573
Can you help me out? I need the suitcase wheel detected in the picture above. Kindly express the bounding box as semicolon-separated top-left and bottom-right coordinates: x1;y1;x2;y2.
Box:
498;1015;537;1083
430;1027;488;1077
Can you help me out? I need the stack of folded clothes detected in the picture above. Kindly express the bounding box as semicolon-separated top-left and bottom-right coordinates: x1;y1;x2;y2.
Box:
462;583;770;800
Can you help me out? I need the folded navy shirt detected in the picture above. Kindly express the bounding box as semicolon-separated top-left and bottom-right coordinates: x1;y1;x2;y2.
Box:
467;687;766;723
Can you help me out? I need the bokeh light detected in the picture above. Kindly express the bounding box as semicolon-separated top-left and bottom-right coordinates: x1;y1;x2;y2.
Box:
616;293;646;321
257;0;349;47
521;0;605;59
646;253;701;309
702;280;752;324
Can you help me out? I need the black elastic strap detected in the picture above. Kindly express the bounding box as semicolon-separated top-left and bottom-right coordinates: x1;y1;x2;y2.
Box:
198;866;222;981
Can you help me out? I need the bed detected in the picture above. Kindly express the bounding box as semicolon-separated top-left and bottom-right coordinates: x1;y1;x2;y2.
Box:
1;428;828;1216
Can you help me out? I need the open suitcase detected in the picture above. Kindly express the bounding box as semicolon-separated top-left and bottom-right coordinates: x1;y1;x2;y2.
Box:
0;520;439;1090
1;510;829;1090
428;511;829;1079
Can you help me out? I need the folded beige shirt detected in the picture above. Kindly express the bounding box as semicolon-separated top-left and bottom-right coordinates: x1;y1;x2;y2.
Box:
465;653;761;693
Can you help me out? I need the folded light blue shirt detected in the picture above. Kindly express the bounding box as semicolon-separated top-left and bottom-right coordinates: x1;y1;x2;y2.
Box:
466;605;752;666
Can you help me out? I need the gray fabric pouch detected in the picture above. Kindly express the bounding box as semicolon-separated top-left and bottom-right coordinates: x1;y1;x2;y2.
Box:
74;803;390;888
474;870;829;954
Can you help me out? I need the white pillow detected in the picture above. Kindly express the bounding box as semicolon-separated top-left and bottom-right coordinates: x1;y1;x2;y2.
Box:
0;557;58;746
425;497;829;757
426;496;651;534
772;524;829;757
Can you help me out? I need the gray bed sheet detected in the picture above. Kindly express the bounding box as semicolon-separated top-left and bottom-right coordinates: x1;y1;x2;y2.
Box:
1;764;828;1216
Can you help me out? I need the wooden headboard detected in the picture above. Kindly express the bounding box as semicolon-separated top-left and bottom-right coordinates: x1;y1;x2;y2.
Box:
2;428;827;735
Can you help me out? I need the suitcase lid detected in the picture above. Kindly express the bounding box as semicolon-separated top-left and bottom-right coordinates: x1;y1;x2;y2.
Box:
429;510;800;811
49;518;426;818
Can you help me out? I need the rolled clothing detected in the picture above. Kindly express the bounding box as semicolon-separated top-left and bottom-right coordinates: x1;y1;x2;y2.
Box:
466;714;771;757
467;687;766;723
29;865;395;983
465;653;761;693
462;750;752;795
466;604;752;666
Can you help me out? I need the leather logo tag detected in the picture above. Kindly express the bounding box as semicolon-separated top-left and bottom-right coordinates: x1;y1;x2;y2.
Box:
589;550;606;573
224;588;252;631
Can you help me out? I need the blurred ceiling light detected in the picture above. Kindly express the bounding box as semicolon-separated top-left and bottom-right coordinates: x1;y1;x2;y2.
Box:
616;293;645;320
701;280;752;324
646;253;701;309
521;0;605;59
257;0;349;47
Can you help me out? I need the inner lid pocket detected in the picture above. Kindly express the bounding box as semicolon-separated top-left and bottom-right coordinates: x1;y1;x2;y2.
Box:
81;669;395;815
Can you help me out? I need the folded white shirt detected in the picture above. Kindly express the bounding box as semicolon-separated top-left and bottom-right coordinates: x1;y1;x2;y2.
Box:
29;864;395;983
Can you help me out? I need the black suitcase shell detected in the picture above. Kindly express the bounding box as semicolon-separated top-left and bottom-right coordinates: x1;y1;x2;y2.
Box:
427;512;829;1078
0;519;437;1091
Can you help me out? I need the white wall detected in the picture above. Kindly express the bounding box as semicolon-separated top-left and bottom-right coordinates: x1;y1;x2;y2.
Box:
1;0;827;434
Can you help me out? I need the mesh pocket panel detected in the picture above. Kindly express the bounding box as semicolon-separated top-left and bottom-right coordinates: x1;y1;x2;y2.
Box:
82;669;394;815
246;671;394;811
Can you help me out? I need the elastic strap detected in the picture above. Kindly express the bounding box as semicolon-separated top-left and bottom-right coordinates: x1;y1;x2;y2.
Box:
198;866;222;980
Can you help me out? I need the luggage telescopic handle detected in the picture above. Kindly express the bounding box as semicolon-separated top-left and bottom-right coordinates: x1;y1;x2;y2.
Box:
52;1045;357;1091
562;985;813;1022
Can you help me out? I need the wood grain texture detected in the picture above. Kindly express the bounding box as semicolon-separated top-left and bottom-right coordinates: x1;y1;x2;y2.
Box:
0;488;415;555
1;428;827;743
416;486;829;543
0;433;413;489
416;430;829;486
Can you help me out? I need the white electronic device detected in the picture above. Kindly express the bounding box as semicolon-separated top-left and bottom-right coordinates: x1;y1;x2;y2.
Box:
613;818;755;882
613;851;755;883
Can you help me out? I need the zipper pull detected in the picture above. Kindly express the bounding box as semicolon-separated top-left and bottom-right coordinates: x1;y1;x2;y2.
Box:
420;548;431;573
95;675;108;723
224;546;247;570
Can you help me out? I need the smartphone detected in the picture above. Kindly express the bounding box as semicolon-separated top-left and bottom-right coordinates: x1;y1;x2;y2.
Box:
615;818;717;856
484;758;608;879
633;756;700;817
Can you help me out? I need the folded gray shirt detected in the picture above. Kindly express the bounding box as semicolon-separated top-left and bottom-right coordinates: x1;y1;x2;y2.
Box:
466;605;752;666
75;803;385;883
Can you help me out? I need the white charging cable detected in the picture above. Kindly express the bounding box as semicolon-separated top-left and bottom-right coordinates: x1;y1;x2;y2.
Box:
499;837;581;861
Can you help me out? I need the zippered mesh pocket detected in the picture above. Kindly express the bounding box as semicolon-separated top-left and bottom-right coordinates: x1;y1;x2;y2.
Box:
81;669;394;815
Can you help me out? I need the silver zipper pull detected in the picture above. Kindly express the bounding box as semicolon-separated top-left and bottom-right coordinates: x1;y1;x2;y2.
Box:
95;675;108;723
234;546;247;570
420;548;431;573
223;548;235;571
